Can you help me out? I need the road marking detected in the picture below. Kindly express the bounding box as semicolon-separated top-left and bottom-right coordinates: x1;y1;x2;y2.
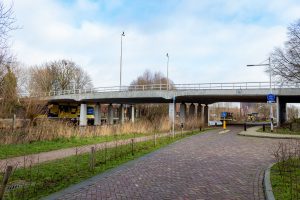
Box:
219;130;230;134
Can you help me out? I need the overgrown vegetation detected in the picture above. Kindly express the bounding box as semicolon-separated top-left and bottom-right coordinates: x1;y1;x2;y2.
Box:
0;117;202;158
0;129;205;200
271;141;300;199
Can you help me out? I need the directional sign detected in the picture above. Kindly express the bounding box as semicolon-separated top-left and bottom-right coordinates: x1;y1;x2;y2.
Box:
221;112;227;118
87;107;94;115
267;94;276;103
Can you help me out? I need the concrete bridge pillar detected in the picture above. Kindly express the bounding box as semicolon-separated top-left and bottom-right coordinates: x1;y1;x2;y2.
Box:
94;103;101;125
119;104;124;124
204;104;209;126
276;97;287;126
108;104;114;125
180;103;187;124
169;103;175;124
197;103;202;119
189;103;196;118
130;105;135;123
79;103;87;126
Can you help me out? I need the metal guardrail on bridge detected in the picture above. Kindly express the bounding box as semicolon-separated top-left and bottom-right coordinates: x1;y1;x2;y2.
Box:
20;81;300;97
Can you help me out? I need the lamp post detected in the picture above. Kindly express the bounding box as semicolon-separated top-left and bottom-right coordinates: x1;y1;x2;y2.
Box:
166;53;169;90
120;31;125;90
247;57;274;132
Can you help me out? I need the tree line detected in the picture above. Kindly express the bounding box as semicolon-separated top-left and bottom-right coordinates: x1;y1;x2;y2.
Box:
0;2;92;118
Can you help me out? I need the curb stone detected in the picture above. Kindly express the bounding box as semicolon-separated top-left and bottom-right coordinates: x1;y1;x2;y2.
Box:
264;163;275;200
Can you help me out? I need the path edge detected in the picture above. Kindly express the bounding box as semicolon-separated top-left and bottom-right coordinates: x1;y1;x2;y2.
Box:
263;163;275;200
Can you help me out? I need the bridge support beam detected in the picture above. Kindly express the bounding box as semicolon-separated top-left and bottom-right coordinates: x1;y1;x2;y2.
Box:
119;104;124;124
180;103;187;124
204;104;209;126
189;103;196;119
94;103;101;126
108;104;114;125
79;103;87;126
276;97;287;127
130;105;135;123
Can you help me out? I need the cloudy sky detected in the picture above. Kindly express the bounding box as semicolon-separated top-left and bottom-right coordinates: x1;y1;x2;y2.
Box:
4;0;300;87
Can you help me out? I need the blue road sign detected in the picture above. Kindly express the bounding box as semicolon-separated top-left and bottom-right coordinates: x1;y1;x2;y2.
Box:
267;94;276;103
221;112;227;118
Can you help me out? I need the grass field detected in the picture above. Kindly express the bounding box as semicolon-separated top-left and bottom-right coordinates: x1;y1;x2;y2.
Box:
257;127;300;135
271;159;300;200
0;133;146;159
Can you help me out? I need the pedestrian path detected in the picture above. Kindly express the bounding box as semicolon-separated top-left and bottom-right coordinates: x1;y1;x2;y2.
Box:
45;127;281;200
0;130;193;171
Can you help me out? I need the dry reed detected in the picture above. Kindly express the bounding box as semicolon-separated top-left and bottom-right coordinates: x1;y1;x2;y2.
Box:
0;117;203;145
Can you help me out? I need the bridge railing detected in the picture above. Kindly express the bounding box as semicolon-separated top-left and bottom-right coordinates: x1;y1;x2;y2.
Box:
19;81;300;97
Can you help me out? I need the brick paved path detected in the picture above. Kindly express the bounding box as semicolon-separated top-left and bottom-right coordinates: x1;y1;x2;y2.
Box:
46;127;281;200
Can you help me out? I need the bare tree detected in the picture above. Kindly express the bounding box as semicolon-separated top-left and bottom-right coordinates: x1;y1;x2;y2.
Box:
0;2;17;117
28;59;93;95
130;70;174;89
130;70;175;122
271;19;300;81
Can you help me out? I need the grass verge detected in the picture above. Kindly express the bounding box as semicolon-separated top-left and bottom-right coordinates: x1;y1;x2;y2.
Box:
0;133;146;159
2;130;206;200
271;159;300;200
257;127;300;135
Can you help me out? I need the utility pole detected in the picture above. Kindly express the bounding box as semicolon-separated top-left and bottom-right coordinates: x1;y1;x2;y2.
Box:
247;57;274;132
120;31;125;90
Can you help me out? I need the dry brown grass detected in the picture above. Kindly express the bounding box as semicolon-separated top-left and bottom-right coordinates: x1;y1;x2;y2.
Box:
0;117;203;145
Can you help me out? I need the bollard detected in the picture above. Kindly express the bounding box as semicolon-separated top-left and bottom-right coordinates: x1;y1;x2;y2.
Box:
131;138;134;156
200;126;202;131
244;123;247;131
263;124;265;132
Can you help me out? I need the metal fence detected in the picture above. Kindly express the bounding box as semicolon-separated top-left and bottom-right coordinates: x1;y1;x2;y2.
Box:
19;81;300;97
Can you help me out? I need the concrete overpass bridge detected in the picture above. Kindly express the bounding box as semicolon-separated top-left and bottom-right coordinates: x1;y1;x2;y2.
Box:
42;82;300;127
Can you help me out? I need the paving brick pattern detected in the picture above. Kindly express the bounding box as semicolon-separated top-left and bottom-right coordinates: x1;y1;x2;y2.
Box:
47;127;282;200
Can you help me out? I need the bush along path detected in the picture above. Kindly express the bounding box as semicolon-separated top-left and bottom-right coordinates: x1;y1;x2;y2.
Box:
0;130;205;200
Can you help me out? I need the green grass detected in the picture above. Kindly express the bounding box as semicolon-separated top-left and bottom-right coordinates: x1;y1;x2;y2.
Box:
2;130;205;200
0;133;146;159
257;127;300;135
271;159;300;200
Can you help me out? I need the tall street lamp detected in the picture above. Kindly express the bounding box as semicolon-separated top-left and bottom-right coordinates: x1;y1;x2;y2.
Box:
120;31;125;90
247;57;274;132
166;53;169;90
